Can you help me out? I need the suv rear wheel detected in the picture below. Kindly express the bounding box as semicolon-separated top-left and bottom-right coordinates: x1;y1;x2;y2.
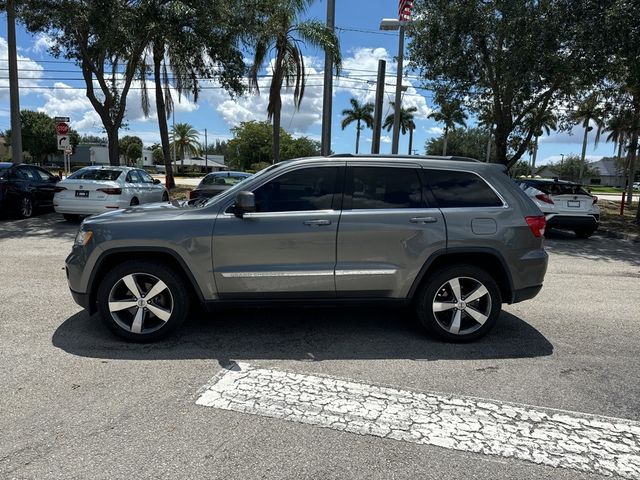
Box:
416;265;501;342
97;261;189;341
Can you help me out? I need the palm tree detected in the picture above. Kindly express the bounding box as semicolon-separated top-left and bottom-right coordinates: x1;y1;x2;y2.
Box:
525;109;557;170
341;98;374;154
249;0;341;163
427;98;467;155
606;112;631;161
477;107;494;162
170;123;201;172
570;94;607;182
383;102;418;154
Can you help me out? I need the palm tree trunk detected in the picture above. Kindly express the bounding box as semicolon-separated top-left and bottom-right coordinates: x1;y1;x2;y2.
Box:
408;127;413;155
272;96;282;164
355;119;361;154
627;128;638;207
579;122;589;183
442;126;449;156
532;136;539;171
152;41;174;189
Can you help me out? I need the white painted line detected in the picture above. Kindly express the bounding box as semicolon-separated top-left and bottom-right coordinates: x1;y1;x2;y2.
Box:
197;362;640;479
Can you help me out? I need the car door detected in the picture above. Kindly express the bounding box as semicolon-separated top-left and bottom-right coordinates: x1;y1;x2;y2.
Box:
137;169;161;202
14;166;39;202
125;170;144;204
335;163;447;298
30;166;58;207
212;163;344;298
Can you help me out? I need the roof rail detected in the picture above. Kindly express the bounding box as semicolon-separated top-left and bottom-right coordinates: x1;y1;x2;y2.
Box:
328;153;481;163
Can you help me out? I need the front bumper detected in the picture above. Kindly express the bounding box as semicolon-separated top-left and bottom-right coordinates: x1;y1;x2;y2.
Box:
69;288;91;310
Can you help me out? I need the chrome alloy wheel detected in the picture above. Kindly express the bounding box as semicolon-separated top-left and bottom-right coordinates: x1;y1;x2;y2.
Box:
108;273;173;334
432;276;492;336
20;197;33;218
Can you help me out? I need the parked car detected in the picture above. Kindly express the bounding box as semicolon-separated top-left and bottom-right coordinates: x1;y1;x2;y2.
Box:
188;171;251;202
66;155;548;343
54;166;169;222
0;162;60;218
515;178;599;238
633;182;640;191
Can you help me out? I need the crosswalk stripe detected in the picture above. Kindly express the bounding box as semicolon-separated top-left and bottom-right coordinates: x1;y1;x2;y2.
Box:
196;362;640;479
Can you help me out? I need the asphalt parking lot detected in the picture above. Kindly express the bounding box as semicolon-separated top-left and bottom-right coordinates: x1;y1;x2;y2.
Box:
1;212;639;479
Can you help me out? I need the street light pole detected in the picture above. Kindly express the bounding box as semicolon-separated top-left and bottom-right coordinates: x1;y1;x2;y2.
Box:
391;25;405;155
320;0;335;156
7;0;22;163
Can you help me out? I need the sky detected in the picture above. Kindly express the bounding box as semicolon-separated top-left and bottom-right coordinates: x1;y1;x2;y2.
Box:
0;0;617;165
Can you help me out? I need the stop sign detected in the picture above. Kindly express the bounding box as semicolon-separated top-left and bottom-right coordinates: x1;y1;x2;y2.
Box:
56;122;69;135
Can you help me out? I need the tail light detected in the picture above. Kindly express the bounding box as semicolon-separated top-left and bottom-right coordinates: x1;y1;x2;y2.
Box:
592;196;598;205
54;186;67;192
535;193;554;205
97;188;122;195
188;190;197;200
525;215;546;238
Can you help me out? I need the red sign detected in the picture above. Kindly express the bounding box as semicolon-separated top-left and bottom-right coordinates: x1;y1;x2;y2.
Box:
398;0;413;21
56;122;69;135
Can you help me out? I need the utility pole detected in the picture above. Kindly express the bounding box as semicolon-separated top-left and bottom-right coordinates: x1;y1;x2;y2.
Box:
172;110;176;173
320;0;335;157
371;59;386;154
391;25;405;155
7;0;22;163
204;128;208;171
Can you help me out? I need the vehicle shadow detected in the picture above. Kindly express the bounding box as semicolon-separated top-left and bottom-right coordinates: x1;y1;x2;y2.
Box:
52;306;553;362
0;212;78;240
544;230;640;266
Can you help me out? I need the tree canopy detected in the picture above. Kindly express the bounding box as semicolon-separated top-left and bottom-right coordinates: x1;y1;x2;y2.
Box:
425;127;495;162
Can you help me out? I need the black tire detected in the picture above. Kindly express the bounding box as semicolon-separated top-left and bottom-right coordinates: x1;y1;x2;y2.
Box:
63;214;80;223
415;264;502;342
96;260;190;341
16;195;34;219
161;191;169;202
574;229;595;239
130;197;139;206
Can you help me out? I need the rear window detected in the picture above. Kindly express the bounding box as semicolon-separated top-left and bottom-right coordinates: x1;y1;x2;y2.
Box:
202;174;248;186
520;181;590;196
69;169;122;181
427;170;503;208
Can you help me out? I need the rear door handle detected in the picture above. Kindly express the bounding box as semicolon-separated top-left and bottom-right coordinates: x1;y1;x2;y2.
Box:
410;216;438;224
303;219;331;226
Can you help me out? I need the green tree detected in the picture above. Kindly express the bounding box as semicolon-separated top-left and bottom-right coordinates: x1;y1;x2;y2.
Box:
4;110;80;163
510;161;532;178
427;96;467;156
249;0;341;163
340;98;374;154
384;103;418;155
408;0;610;168
425;127;496;162
118;136;143;165
151;144;164;165
170;123;201;171
570;94;607;182
226;121;275;170
547;155;599;183
78;134;107;145
126;143;143;166
139;0;251;189
282;136;321;159
20;1;151;165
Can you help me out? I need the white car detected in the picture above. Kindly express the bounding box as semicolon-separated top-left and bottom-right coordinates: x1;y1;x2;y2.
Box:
515;178;600;238
54;166;168;221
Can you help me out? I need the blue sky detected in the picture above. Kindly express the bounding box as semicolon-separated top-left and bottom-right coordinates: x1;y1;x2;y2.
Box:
0;0;616;165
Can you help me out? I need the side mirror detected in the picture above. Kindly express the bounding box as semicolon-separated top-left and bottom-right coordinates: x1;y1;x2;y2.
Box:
153;178;161;184
233;191;256;217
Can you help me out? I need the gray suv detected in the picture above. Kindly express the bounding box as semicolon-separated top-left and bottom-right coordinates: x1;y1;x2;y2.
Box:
66;155;548;342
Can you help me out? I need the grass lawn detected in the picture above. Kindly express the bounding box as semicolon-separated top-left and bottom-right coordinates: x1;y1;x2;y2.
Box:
598;200;640;237
589;186;626;194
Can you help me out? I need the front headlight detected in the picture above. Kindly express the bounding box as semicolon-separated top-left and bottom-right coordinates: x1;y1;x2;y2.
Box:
74;229;93;247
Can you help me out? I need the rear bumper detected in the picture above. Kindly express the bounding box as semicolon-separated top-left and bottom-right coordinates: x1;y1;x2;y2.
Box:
54;200;127;215
546;214;598;231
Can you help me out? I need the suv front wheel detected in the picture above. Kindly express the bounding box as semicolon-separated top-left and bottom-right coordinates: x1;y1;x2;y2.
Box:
97;261;189;341
416;265;502;342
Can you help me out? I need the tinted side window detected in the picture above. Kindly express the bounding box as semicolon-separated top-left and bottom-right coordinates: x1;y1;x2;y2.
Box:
253;167;338;212
351;167;422;209
33;167;54;181
427;170;503;208
15;167;36;181
126;171;142;183
138;170;154;183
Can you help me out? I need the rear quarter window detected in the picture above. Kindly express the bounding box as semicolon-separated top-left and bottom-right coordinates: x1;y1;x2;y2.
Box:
426;170;504;208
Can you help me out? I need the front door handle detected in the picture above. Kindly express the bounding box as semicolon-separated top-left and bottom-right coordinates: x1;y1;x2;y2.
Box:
410;216;438;224
303;219;331;226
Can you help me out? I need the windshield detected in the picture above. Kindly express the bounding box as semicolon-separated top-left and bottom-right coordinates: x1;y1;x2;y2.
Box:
69;169;122;181
200;164;283;207
201;173;249;186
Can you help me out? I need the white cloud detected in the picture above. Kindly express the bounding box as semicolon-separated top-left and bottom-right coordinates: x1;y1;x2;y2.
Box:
381;135;391;144
0;37;44;101
32;33;56;54
539;154;603;165
426;126;444;136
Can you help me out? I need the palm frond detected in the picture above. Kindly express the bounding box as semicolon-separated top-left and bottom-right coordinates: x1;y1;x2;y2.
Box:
293;20;342;74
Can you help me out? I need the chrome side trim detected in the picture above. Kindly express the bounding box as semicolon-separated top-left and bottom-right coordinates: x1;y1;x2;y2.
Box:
220;270;334;278
335;269;397;276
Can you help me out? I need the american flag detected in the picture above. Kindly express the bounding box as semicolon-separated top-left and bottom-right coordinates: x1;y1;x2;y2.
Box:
398;0;413;21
